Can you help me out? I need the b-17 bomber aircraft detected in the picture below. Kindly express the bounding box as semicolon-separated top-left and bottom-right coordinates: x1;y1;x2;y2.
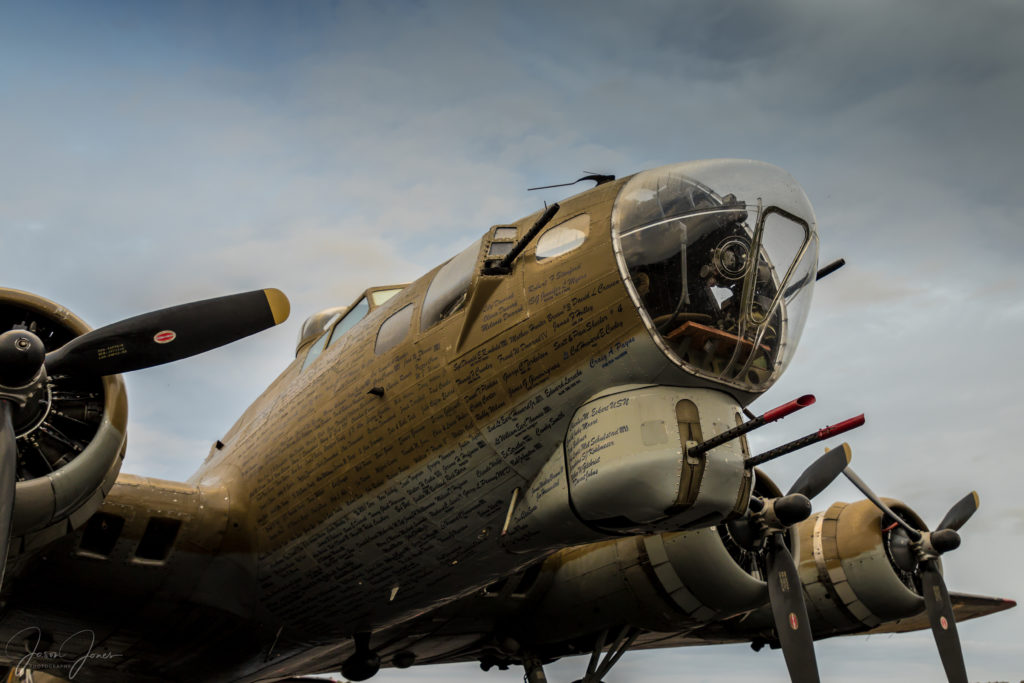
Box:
0;160;1013;683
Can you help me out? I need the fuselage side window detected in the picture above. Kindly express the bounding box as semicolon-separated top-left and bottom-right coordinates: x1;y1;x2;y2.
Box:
375;304;415;355
536;214;589;261
328;297;369;347
420;238;482;331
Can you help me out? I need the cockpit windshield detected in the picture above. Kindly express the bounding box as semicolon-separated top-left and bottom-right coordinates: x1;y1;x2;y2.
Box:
612;160;819;392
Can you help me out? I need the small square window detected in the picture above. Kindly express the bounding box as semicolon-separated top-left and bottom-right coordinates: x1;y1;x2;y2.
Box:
79;512;125;556
493;227;517;240
487;241;515;258
135;517;182;561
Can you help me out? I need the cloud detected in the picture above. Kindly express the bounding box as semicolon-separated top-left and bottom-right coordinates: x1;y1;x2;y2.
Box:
120;419;214;483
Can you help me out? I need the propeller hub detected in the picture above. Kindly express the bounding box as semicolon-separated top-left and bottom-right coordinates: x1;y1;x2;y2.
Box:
928;529;962;555
770;493;813;528
0;330;46;389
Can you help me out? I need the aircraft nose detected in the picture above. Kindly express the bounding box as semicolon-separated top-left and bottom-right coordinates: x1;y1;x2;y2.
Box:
611;159;819;394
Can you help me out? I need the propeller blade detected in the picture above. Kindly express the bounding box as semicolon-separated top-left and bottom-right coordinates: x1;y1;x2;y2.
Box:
936;491;979;532
765;533;820;683
920;560;968;683
787;443;851;500
842;467;922;542
44;289;290;376
0;402;17;589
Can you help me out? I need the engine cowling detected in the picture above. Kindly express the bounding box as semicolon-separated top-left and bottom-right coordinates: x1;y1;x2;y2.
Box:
1;288;128;554
521;471;787;641
796;497;928;633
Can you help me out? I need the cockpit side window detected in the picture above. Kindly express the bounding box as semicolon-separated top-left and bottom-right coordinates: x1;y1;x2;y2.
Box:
375;304;415;355
301;332;330;371
300;310;343;371
369;288;404;307
328;297;369;347
420;238;482;331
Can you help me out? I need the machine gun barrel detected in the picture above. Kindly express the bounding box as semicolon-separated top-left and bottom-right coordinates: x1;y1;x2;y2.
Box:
482;203;561;275
746;414;865;469
686;395;816;459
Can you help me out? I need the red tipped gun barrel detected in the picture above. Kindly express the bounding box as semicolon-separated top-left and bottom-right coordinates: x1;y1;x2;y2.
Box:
746;414;866;469
686;395;816;459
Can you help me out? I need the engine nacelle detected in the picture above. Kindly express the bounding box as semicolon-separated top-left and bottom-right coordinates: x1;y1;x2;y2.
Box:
797;497;928;633
520;471;786;642
1;288;128;554
527;528;771;641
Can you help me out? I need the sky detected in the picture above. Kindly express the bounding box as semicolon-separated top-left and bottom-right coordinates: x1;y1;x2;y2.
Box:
2;1;1023;681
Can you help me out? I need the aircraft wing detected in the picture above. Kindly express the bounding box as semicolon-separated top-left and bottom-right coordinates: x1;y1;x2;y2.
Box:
626;591;1018;648
360;519;1016;679
371;587;1017;683
859;592;1016;636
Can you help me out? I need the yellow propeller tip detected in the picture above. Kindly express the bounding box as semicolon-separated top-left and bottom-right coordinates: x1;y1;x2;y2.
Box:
837;442;853;465
263;288;291;325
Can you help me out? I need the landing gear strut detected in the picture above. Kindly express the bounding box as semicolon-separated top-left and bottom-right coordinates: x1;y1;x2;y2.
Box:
522;652;548;683
340;632;380;681
571;626;641;683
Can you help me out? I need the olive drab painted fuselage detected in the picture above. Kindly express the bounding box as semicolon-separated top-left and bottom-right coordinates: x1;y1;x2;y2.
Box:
193;173;754;645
